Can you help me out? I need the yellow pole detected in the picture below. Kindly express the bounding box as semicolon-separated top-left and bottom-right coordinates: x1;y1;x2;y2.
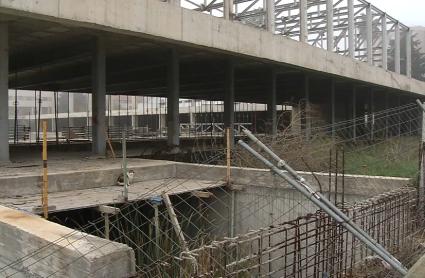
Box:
226;127;231;185
42;121;48;219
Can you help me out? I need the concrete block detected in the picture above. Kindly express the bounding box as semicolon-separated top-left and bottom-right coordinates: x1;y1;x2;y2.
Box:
0;205;135;278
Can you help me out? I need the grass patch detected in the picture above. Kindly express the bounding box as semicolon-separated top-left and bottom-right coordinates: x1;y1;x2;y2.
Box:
344;137;420;178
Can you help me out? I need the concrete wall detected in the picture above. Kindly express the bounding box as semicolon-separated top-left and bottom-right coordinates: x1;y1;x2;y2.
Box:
0;160;176;197
0;0;424;95
0;205;135;277
175;163;410;197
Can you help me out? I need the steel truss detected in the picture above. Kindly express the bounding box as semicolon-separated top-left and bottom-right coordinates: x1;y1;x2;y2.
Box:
176;0;412;76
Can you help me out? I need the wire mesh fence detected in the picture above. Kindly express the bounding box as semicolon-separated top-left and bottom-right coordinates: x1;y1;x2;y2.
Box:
1;101;424;277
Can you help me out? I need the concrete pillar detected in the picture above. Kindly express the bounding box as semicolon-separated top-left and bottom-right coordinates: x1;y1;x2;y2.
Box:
381;14;388;70
347;0;355;58
326;0;334;51
266;0;275;33
369;89;375;140
304;75;311;138
91;37;106;156
266;69;277;135
406;28;412;78
330;79;335;138
224;0;234;20
224;60;235;133
167;49;180;147
299;0;308;43
0;24;8;161
366;4;373;65
395;22;401;74
352;86;357;140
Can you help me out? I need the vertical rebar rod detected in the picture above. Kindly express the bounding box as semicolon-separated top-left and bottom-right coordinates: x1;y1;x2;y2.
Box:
237;136;408;275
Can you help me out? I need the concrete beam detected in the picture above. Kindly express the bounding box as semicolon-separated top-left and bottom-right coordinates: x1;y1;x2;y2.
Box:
266;68;277;135
167;49;180;147
381;14;388;70
91;37;106;156
1;0;425;95
0;24;9;162
326;0;334;51
395;22;401;74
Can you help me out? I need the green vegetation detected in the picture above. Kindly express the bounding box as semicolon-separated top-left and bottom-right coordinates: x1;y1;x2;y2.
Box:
344;137;420;178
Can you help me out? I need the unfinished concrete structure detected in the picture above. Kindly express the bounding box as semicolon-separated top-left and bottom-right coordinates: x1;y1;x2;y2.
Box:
0;0;425;276
0;0;424;161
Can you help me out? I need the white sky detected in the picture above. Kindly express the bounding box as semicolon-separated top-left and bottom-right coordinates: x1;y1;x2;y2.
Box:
369;0;425;26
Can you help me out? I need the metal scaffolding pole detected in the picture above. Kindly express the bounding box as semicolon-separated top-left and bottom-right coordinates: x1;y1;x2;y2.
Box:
366;4;373;65
299;0;308;43
238;130;408;276
406;28;412;78
381;13;388;70
266;0;275;33
395;22;401;74
224;0;234;20
326;0;334;51
347;0;355;58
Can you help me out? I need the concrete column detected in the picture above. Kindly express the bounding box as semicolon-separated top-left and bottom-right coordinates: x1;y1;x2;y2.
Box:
266;0;275;33
366;4;373;65
369;89;375;140
406;28;412;78
0;24;9;161
224;60;235;132
330;79;335;138
224;0;234;20
347;0;355;58
326;0;334;51
395;22;401;74
381;14;388;70
167;49;180;147
352;86;357;140
266;69;277;135
299;0;308;43
304;75;311;138
91;37;106;156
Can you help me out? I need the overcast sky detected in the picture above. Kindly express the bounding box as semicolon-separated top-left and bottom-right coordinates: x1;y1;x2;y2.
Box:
369;0;425;26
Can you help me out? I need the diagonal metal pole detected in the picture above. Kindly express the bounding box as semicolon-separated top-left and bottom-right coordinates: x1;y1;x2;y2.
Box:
416;99;425;213
238;133;408;275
